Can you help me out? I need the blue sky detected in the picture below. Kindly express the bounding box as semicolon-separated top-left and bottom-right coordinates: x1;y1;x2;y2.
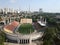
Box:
0;0;60;12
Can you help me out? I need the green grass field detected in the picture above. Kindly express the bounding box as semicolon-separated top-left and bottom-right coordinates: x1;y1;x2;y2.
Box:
18;23;34;34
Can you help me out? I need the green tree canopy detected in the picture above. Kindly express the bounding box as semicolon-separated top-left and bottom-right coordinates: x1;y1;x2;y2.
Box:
43;27;58;45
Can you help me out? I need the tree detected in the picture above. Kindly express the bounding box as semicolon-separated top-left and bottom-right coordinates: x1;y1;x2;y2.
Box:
0;16;3;21
46;17;56;26
43;27;58;45
15;18;20;22
0;31;5;45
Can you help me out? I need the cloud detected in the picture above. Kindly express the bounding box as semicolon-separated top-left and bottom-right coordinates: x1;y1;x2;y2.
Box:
10;0;16;3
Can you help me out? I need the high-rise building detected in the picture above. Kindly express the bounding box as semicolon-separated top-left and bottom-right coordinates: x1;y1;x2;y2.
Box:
39;8;43;13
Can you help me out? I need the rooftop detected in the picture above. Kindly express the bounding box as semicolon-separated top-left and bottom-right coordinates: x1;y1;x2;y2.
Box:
4;21;19;31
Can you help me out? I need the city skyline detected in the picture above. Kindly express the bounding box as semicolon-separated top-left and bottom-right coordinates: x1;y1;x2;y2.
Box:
0;0;60;12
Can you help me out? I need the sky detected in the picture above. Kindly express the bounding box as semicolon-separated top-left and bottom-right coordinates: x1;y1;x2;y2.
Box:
0;0;60;12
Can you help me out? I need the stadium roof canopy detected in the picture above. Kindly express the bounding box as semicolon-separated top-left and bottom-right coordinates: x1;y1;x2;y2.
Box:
4;21;19;33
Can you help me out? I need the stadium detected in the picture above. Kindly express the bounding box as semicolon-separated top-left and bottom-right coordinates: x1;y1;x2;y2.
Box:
3;18;44;44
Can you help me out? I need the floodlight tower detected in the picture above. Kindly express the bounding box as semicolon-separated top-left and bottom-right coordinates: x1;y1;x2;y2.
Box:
29;3;30;13
28;1;31;17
